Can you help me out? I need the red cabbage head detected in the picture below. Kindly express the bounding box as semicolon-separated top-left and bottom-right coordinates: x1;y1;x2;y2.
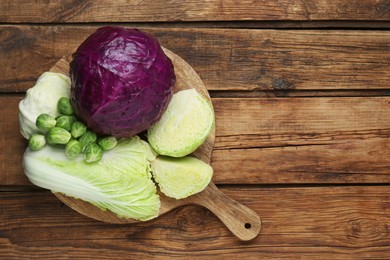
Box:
70;26;175;137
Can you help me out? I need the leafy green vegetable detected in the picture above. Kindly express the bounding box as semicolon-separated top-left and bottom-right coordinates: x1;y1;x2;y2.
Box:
19;72;71;139
151;156;213;199
148;89;214;157
71;121;87;138
84;143;103;163
46;127;71;145
23;136;160;221
28;134;46;151
98;136;118;151
57;97;74;115
27;96;114;162
79;130;97;150
65;139;82;159
56;115;75;131
36;114;56;132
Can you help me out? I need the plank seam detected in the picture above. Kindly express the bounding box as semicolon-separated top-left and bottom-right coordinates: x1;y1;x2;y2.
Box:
1;21;390;30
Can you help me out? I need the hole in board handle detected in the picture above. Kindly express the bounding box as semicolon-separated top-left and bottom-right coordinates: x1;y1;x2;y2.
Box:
244;223;251;229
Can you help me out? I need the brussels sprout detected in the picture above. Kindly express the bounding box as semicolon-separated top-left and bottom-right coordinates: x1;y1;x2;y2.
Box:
55;115;75;131
65;139;83;159
84;143;103;163
28;134;46;151
98;136;118;151
36;113;56;131
46;127;71;145
79;130;98;151
71;121;87;138
57;97;73;115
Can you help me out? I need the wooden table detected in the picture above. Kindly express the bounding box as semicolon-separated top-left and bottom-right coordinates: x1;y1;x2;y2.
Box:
1;1;390;259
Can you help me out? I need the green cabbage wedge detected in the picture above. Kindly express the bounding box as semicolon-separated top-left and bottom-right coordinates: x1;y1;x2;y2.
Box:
147;89;214;157
23;136;160;221
151;156;213;199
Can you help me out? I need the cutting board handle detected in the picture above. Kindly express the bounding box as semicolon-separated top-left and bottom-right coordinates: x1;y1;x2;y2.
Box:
191;183;261;241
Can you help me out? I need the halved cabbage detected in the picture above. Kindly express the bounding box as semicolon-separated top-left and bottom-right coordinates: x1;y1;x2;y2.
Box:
151;156;213;199
147;89;214;157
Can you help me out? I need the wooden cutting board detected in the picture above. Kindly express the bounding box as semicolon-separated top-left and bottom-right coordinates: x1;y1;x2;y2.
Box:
50;47;261;241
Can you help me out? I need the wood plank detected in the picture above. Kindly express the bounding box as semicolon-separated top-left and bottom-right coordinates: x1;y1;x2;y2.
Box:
1;0;390;23
0;186;389;258
0;96;26;185
2;26;390;92
3;96;390;185
214;97;390;149
212;96;390;183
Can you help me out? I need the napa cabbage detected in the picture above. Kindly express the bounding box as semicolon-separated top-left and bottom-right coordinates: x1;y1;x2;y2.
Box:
23;136;160;221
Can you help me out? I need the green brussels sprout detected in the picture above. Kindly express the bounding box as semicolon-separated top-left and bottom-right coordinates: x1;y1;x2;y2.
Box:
55;115;75;131
65;139;83;159
36;113;56;131
46;127;71;145
71;121;87;138
57;97;73;115
98;136;118;151
79;130;98;151
84;143;103;163
28;134;46;151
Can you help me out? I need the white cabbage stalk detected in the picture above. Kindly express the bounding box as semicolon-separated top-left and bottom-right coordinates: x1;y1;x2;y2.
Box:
19;72;71;139
23;136;160;221
151;156;213;199
147;89;214;157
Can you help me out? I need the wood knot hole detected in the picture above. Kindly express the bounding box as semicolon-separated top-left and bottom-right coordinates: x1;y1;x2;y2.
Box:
272;78;294;90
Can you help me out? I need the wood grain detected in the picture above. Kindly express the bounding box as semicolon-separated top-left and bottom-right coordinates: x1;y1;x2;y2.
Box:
1;0;389;257
2;26;390;92
1;0;390;23
1;186;389;258
4;96;390;185
212;97;390;184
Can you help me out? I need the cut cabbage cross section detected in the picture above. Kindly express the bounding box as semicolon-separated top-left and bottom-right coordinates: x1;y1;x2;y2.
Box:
151;156;213;199
147;89;214;157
